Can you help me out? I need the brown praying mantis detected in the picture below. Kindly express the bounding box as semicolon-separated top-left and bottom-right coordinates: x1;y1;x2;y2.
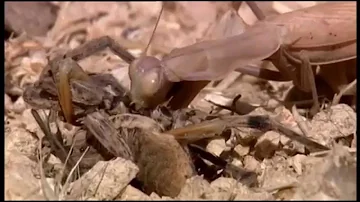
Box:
23;3;338;196
24;2;356;124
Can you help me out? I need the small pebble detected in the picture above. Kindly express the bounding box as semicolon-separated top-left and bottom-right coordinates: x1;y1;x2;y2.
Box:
254;131;280;159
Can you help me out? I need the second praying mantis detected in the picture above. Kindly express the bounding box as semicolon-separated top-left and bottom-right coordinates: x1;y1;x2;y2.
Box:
25;2;356;124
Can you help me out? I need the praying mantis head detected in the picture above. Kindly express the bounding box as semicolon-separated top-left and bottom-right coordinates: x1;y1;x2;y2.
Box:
128;4;173;108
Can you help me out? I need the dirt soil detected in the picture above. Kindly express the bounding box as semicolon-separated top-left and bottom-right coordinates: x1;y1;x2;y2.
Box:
4;2;356;200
